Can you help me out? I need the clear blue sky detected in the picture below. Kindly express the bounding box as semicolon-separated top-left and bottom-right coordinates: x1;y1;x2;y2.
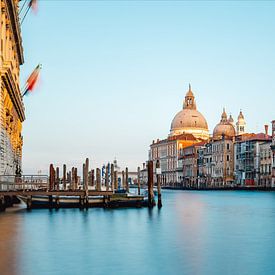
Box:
20;0;275;174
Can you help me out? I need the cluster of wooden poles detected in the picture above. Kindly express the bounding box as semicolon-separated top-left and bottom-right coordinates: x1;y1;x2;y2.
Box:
48;158;140;194
48;158;162;208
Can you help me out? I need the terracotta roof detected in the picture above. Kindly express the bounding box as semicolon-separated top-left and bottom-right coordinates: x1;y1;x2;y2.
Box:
235;133;272;142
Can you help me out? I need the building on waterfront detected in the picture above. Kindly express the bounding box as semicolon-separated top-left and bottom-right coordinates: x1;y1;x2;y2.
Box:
211;109;235;186
180;141;206;188
147;83;275;188
0;1;25;177
234;130;272;186
259;137;272;187
139;163;147;185
149;85;209;186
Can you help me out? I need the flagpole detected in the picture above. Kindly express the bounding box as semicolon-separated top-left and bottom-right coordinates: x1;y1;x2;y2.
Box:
19;0;28;15
20;4;31;25
22;87;28;97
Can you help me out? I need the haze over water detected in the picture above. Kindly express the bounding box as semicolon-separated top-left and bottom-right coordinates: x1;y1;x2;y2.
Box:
1;190;275;275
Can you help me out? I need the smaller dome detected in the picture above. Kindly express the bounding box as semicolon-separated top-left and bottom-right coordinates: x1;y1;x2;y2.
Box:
213;109;236;139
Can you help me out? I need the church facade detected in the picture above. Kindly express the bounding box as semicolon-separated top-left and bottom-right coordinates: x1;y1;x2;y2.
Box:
149;85;209;186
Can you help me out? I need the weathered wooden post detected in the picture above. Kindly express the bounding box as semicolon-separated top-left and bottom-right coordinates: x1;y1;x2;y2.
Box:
111;164;114;191
71;167;75;190
91;169;95;188
125;167;129;193
84;158;89;194
49;164;55;191
114;171;118;190
105;164;109;191
56;167;60;191
96;168;101;191
156;160;162;208
83;163;85;190
147;161;154;208
122;170;125;190
27;195;32;210
74;167;78;190
63;164;67;190
137;166;141;195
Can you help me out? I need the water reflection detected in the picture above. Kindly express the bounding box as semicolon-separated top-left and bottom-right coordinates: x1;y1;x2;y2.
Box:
0;207;23;275
1;191;275;275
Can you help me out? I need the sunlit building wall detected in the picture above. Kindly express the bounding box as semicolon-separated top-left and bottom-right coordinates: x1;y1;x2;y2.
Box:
0;0;25;176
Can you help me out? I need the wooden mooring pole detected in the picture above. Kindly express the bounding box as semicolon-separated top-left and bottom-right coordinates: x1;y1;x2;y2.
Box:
63;164;67;190
49;164;55;191
96;168;101;191
125;167;129;193
105;164;109;191
56;167;60;191
122;170;125;190
71;167;75;190
74;168;78;190
114;170;118;191
111;164;114;191
156;160;162;208
147;160;155;208
91;169;95;188
84;158;89;195
137;166;141;195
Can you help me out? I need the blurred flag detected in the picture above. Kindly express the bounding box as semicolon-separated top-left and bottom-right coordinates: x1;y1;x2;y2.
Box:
22;64;42;97
29;0;38;12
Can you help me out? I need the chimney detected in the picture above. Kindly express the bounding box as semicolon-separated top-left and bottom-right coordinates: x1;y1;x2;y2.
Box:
264;124;269;137
143;163;145;169
152;140;155;144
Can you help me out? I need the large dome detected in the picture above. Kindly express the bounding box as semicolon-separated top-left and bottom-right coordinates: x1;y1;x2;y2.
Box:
213;108;236;140
170;85;209;140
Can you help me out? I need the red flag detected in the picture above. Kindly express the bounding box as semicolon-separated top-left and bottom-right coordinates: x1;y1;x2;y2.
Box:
29;0;38;13
22;64;42;97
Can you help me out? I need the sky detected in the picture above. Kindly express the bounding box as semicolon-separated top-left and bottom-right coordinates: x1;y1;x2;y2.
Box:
20;0;275;174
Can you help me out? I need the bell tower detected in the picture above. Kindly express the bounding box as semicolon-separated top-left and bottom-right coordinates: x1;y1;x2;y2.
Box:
236;110;246;135
183;84;197;110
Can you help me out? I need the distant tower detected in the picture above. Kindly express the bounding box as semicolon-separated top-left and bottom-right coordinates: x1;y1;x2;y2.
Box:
183;83;197;109
228;114;234;127
236;110;246;135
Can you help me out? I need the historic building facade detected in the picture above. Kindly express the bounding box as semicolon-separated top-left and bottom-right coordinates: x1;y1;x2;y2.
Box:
0;0;25;176
147;83;275;188
259;139;272;187
234;132;272;186
180;141;206;187
211;109;235;186
149;85;209;186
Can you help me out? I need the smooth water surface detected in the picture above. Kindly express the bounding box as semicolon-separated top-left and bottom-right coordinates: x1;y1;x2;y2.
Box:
1;190;275;275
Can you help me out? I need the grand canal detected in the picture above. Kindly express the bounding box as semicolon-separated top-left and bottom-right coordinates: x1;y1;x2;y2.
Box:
1;190;275;275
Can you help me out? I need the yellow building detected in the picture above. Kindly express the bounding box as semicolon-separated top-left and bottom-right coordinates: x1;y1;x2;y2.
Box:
0;0;25;176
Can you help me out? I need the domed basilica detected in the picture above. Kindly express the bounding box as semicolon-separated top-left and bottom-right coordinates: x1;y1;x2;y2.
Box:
149;84;247;185
170;84;209;140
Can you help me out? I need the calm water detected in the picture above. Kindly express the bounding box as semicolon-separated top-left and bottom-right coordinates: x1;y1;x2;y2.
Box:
1;190;275;275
